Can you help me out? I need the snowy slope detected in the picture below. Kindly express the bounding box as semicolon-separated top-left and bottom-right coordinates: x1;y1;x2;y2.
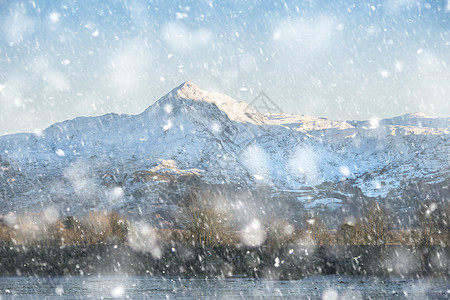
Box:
0;82;449;216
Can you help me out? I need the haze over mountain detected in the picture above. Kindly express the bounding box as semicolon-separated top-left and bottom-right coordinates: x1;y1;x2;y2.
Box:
0;82;448;224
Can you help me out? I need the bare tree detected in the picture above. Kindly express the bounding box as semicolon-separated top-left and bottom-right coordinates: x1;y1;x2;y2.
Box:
178;190;235;247
417;201;449;246
264;216;295;247
361;202;391;246
417;201;436;246
64;211;129;245
306;215;328;245
0;220;12;245
336;222;365;245
442;203;450;246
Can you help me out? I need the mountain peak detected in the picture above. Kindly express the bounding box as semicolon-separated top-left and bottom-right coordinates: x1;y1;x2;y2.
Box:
173;81;203;99
170;81;225;105
158;81;269;125
178;81;198;90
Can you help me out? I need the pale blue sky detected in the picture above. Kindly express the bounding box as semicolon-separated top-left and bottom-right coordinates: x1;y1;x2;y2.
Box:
1;0;449;134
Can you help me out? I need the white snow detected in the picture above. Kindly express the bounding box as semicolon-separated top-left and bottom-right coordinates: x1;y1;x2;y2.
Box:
339;166;351;177
111;286;124;298
55;149;65;157
55;286;64;296
48;12;60;24
242;144;271;183
0;82;448;214
240;219;266;247
274;257;280;268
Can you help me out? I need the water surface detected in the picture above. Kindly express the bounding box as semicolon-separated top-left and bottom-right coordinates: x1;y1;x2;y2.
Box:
0;275;448;299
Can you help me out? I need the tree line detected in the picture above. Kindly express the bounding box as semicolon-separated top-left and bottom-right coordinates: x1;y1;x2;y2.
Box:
177;191;449;248
0;190;448;248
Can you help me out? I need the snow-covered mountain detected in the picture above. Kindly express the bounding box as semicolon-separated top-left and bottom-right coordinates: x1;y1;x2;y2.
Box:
0;82;449;220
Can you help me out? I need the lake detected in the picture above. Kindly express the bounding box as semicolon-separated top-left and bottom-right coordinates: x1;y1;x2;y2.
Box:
0;275;448;299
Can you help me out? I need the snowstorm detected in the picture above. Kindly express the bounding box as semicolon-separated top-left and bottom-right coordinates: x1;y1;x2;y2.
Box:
0;0;449;299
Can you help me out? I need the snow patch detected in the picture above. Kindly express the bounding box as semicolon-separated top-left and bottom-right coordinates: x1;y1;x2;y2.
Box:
55;149;65;157
339;166;351;177
240;219;266;247
111;286;124;298
288;146;320;185
163;120;173;131
242;144;271;182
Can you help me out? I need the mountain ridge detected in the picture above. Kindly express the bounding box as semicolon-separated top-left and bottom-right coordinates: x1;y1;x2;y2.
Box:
0;82;448;222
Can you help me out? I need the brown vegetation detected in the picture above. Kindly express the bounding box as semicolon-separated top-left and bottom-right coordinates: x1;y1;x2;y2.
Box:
0;199;448;248
0;210;128;246
336;223;364;245
177;190;237;246
417;200;449;247
305;215;329;245
361;202;391;245
61;211;128;245
264;217;296;247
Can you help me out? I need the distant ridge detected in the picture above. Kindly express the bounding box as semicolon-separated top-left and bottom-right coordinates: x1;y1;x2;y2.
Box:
0;82;448;219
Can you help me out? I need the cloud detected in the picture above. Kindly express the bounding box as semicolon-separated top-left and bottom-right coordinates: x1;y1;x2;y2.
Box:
106;39;153;95
161;22;213;51
383;0;419;13
272;15;339;52
239;53;258;73
0;75;23;108
413;51;450;113
1;4;34;45
0;1;449;135
43;69;71;92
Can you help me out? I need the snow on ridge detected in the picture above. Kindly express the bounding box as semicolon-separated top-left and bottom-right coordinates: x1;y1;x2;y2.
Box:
0;82;449;214
380;113;450;129
150;81;269;126
267;113;354;131
348;113;450;130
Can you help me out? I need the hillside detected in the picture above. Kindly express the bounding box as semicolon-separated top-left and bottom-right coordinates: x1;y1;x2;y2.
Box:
0;82;448;224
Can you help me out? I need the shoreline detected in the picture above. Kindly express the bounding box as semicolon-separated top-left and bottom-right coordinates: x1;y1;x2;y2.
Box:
1;245;448;279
